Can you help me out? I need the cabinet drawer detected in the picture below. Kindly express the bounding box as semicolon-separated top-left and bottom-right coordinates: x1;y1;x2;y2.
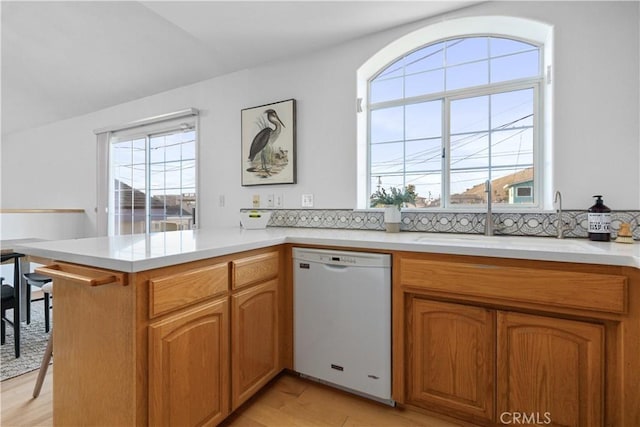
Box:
149;263;229;318
400;258;627;314
231;251;279;290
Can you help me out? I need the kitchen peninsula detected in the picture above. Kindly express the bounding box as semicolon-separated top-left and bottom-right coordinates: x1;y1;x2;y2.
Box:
16;228;640;426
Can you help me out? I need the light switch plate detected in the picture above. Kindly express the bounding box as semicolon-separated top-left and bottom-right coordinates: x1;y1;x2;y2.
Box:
252;195;260;208
302;194;314;208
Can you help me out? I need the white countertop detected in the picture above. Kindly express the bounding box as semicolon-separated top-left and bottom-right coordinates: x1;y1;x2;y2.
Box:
13;227;640;273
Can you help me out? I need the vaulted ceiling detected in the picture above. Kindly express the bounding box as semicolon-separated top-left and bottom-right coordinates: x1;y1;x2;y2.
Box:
1;1;478;136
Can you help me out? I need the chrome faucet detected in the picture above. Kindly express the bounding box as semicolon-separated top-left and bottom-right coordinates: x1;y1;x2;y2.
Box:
485;179;495;236
554;190;569;239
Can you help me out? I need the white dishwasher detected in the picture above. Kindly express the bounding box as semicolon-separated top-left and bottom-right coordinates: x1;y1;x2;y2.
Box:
293;247;393;405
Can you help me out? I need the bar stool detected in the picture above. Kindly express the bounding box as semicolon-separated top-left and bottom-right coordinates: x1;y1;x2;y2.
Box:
33;281;53;398
24;273;52;332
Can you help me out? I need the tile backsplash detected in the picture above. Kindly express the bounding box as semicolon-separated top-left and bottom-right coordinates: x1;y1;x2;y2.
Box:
240;208;640;240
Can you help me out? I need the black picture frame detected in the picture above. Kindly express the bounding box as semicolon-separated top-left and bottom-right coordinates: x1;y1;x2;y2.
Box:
241;99;296;186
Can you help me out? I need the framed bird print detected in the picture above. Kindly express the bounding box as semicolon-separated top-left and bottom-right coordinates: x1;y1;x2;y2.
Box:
241;98;296;186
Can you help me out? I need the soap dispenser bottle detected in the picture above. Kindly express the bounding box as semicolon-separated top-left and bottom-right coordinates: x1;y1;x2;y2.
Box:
587;195;611;241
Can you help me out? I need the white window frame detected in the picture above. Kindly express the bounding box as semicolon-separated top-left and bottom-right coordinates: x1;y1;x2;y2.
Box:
357;16;554;211
95;109;200;236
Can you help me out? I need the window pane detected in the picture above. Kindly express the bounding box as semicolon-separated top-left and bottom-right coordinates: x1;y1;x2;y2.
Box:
494;166;535;205
491;128;534;168
151;161;182;191
150;135;180;163
376;63;404;80
113;214;137;235
372;175;405;192
111;149;146;191
113;189;129;212
149;190;193;231
490;37;535;57
181;160;196;188
112;140;133;167
451;96;489;134
132;138;145;165
130;165;146;191
407;173;441;207
446;60;488;91
370;76;403;103
450;132;490;170
149;163;165;190
491;89;534;130
491;50;539;83
148;189;196;231
405;42;445;73
371;106;404;143
406;138;442;172
150;131;197;163
406;101;442;140
112;164;130;188
446;37;488;66
181;131;196;158
405;69;444;98
449;169;489;205
371;142;403;174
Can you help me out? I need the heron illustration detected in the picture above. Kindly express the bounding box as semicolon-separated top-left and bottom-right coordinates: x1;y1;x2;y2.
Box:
248;109;285;175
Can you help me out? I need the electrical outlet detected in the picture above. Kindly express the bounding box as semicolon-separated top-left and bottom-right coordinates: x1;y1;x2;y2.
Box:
302;194;314;208
252;194;260;208
267;194;274;208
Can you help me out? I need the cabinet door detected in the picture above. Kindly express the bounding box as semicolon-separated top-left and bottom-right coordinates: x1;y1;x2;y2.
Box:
497;311;603;427
408;298;495;423
231;279;279;409
149;297;229;427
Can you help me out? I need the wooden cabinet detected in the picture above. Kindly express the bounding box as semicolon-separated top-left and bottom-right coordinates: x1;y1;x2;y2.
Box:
149;297;230;427
407;299;495;423
149;262;229;318
145;247;281;425
395;253;631;426
138;247;281;426
232;251;279;290
407;299;604;426
231;278;279;409
39;245;640;427
47;246;287;427
497;311;603;427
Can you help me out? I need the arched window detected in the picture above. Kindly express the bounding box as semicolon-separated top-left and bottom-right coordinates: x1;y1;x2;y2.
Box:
357;17;553;210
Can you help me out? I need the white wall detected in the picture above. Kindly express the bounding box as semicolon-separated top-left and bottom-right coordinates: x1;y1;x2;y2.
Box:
0;212;87;240
0;211;88;279
2;1;638;235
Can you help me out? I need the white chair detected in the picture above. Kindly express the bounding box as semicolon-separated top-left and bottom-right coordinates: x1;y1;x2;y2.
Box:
33;281;53;398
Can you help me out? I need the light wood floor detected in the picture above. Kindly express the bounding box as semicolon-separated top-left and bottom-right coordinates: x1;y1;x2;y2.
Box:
1;369;52;427
1;370;461;427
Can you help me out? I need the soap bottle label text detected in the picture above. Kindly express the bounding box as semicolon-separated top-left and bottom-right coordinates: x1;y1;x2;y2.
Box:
587;213;611;233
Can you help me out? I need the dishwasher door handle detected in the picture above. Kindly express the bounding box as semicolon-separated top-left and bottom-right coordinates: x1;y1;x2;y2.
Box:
322;263;348;271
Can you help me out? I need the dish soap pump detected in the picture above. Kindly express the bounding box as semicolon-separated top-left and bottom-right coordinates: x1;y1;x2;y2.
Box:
587;195;611;241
